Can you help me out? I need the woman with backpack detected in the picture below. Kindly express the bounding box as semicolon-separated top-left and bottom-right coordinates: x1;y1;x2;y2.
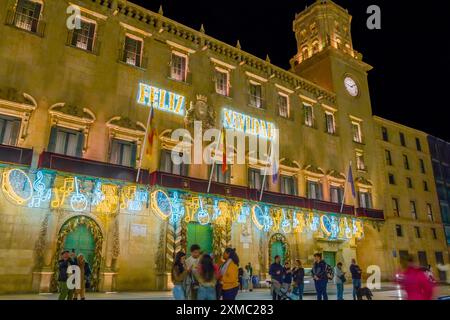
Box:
334;262;346;300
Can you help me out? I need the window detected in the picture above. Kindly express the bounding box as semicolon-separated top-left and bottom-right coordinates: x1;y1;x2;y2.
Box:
381;126;389;142
248;168;268;190
406;177;413;189
403;154;410;170
159;150;189;176
325;112;336;134
414;226;421;239
419;159;426;174
410;201;417;220
302;47;309;60
392;198;400;217
215;69;229;96
423;181;429;192
352;122;362;143
388;173;396;185
249;82;263;108
211;163;231;184
385;150;393;166
0;116;21;146
431;228;437;240
330;186;344;204
13;0;42;33
110;139;136;167
399;132;406;147
307;180;323;200
48;127;83;157
278;93;289;118
356;151;366;171
122;35;143;67
415;137;422;151
396;225;403;237
71;19;96;52
280;176;297;196
303;103;314;127
170;52;187;82
358;191;373;209
417;251;427;267
427;203;434;222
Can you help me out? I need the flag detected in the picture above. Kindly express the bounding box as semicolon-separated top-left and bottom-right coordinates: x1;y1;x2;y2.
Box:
221;127;227;173
272;153;279;184
146;106;156;157
347;163;356;198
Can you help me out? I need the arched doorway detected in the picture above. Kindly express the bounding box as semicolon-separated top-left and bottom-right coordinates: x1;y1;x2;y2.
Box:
52;216;103;292
268;233;290;265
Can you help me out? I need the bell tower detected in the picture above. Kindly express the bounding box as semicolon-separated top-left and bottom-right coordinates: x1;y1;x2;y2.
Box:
290;0;372;94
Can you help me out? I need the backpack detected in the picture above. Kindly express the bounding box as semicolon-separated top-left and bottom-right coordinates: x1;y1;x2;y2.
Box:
326;264;334;280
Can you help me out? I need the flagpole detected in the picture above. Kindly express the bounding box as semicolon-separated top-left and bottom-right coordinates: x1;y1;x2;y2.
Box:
207;127;223;193
259;139;273;201
340;161;352;213
136;105;154;183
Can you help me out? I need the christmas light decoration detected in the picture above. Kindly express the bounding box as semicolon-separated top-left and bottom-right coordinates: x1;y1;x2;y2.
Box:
151;189;172;220
137;83;186;116
2;168;33;205
28;171;51;208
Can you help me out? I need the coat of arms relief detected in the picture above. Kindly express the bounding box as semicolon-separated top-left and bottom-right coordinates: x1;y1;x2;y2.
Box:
184;94;216;130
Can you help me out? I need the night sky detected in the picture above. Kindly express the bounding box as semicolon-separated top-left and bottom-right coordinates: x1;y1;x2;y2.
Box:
134;0;450;141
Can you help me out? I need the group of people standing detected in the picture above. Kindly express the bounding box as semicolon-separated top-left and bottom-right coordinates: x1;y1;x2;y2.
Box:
172;244;241;300
269;253;364;301
58;249;92;300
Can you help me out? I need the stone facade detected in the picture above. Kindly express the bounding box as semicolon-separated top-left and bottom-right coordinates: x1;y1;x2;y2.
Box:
0;0;447;294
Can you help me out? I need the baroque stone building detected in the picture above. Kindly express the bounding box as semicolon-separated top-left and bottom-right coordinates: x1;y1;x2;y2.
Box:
0;0;447;293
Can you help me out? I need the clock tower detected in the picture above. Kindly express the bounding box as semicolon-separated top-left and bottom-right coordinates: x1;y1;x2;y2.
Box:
290;0;373;118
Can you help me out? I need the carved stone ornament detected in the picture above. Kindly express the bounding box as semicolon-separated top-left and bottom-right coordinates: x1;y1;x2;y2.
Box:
184;94;216;129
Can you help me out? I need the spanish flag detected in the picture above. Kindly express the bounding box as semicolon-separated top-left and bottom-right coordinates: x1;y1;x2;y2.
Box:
146;106;157;157
221;127;227;174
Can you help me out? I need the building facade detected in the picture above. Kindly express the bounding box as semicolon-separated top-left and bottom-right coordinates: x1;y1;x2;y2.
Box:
0;0;447;293
428;136;450;250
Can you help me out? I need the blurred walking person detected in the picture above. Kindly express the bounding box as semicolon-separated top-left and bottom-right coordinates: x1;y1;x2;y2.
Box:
398;255;435;300
334;262;346;300
349;258;362;300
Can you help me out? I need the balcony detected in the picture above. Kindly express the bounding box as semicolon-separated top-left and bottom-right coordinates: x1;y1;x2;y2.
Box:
0;144;33;166
38;152;149;184
356;207;385;220
149;171;376;218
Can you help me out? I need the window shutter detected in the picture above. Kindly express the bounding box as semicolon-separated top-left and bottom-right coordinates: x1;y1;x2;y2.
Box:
47;126;58;152
136;40;142;67
9;120;20;146
75;131;84;157
31;2;41;32
87;23;95;51
130;143;137;168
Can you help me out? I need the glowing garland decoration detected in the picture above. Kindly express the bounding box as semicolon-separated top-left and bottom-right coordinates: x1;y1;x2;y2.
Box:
137;83;186;116
197;197;210;225
151;190;172;220
2;168;33;205
0;167;366;241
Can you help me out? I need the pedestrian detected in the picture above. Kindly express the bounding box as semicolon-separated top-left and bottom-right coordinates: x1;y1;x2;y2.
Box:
269;255;284;300
172;251;188;300
57;250;74;300
196;254;219;300
73;253;91;300
185;244;201;300
398;255;435;300
282;261;292;293
334;262;346;300
349;258;362;300
238;267;244;291
69;249;78;265
311;253;328;300
242;267;250;292
246;263;254;292
425;265;436;283
292;259;305;300
220;248;240;300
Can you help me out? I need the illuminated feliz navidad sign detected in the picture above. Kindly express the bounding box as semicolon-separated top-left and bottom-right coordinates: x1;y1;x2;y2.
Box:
1;167;363;241
223;108;276;140
137;83;186;116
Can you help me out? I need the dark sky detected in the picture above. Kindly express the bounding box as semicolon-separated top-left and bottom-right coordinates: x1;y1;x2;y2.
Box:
134;0;450;141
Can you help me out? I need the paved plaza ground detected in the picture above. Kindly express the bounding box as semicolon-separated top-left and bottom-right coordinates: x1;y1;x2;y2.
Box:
0;283;449;300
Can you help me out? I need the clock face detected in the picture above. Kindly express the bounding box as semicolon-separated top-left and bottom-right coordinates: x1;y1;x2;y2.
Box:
344;77;359;97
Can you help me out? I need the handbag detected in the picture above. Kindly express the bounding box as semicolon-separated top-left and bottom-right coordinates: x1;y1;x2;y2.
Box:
339;274;346;283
